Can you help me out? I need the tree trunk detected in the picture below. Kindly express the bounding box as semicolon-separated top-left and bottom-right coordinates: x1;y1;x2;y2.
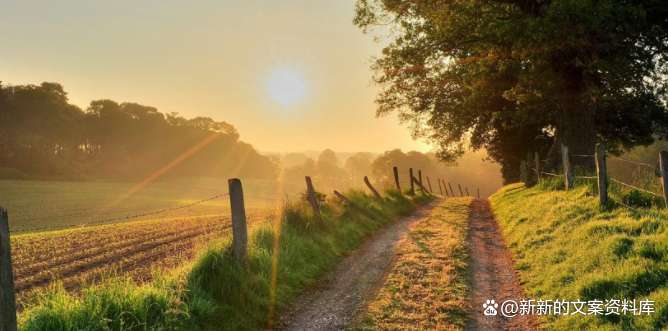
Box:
559;102;596;172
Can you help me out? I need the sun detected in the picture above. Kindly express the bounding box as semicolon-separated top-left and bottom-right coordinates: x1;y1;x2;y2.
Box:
265;67;307;107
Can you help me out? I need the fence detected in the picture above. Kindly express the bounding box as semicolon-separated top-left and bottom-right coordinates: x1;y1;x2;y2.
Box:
523;143;668;210
0;164;482;330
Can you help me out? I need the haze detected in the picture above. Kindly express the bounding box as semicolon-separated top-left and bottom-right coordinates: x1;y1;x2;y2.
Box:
0;0;431;153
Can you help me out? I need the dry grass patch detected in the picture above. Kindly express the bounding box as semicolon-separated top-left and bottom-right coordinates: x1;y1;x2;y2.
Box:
355;197;472;330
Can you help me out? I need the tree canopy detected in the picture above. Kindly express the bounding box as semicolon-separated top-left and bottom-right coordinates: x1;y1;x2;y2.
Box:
0;81;277;180
355;0;668;181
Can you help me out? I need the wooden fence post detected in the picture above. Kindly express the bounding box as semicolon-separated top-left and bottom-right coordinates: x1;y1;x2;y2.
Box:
595;144;608;207
412;177;429;195
409;168;415;195
228;179;248;263
659;151;668;208
519;160;528;184
465;187;470;196
526;152;536;187
364;176;382;199
305;176;322;218
534;152;541;183
392;166;401;193
457;184;464;196
426;176;433;193
438;179;444;196
448;182;455;197
561;143;573;190
0;208;17;331
418;170;423;187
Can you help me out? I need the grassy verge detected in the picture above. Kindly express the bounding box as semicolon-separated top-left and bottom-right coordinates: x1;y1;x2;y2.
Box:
490;181;668;330
19;190;431;331
354;197;472;330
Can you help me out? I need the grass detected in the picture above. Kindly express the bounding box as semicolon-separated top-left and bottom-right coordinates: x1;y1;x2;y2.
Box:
490;180;668;330
0;178;294;232
354;197;472;331
18;189;431;330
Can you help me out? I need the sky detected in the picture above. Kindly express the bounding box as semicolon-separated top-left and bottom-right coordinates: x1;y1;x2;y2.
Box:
0;0;433;153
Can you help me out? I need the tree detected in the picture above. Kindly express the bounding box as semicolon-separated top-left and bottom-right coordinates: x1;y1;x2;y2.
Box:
316;149;343;178
355;0;668;180
344;152;374;180
0;81;278;180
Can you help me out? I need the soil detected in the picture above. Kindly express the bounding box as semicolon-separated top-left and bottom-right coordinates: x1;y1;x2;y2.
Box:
277;203;436;331
465;199;540;331
278;199;539;330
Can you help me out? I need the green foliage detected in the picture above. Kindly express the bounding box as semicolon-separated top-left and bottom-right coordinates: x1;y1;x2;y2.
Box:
21;278;189;331
491;184;668;330
623;190;655;209
0;82;278;180
355;0;668;181
19;190;430;330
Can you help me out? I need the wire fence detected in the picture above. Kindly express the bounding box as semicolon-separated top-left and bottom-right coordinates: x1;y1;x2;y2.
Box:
526;145;667;212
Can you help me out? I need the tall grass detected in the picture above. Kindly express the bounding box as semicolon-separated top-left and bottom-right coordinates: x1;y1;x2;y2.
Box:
491;183;668;330
19;189;430;330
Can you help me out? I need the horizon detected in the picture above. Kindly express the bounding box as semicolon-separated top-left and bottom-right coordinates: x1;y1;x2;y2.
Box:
1;0;433;153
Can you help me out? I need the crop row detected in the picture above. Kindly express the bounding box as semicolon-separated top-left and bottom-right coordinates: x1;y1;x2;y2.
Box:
12;210;275;307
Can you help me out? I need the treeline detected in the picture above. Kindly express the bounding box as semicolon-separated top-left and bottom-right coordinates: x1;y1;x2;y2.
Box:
0;82;278;180
281;148;502;197
355;1;668;183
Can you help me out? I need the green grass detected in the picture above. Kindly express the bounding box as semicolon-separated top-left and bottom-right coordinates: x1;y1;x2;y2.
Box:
490;181;668;330
19;190;431;330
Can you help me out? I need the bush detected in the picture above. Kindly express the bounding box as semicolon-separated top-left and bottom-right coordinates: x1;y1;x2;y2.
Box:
623;190;654;208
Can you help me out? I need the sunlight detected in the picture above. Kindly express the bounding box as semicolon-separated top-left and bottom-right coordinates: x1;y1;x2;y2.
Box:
265;67;307;108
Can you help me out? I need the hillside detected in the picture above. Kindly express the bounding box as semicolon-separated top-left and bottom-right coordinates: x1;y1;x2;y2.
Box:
491;183;668;330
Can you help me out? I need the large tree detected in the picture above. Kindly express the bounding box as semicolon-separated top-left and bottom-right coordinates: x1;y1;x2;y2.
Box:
355;0;668;180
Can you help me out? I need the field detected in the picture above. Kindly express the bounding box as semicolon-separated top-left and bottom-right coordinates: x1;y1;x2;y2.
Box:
11;212;278;307
0;178;291;232
0;178;297;307
491;182;668;330
18;190;429;330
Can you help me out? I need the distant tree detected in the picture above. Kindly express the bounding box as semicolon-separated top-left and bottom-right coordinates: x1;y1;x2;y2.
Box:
0;81;277;180
344;152;374;180
316;149;345;179
356;0;668;180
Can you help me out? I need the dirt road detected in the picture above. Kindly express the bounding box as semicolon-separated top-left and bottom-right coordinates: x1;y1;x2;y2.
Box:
279;199;538;330
465;199;539;330
278;203;436;331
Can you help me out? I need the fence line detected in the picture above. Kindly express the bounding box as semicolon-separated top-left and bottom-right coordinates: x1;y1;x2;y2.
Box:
571;154;595;158
540;171;563;177
524;144;668;211
14;193;232;234
609;156;655;169
2;165;453;329
574;176;597;179
609;178;662;198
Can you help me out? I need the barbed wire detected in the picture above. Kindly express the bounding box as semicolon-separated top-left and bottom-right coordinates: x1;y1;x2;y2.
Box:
571;154;595;158
541;171;563;177
608;156;655;169
574;176;597;179
13;193;230;233
608;177;662;198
